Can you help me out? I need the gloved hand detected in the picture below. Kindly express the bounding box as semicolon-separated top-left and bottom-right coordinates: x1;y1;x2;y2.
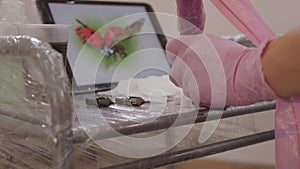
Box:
167;33;276;107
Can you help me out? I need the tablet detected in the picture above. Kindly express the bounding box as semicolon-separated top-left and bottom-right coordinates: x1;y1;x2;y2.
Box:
36;0;170;93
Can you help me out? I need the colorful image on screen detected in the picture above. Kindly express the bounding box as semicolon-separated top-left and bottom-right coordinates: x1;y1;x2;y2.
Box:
74;18;145;68
49;3;170;87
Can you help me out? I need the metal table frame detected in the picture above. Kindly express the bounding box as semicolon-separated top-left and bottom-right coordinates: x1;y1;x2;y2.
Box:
72;101;275;169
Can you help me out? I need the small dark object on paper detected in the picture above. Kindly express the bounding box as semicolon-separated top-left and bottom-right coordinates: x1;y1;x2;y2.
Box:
86;97;114;107
115;96;150;107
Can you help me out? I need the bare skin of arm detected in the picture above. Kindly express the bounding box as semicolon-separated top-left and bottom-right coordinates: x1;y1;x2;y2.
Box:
262;26;300;98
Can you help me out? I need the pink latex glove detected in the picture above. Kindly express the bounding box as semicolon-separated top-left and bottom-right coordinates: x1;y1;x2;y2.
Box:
166;34;276;107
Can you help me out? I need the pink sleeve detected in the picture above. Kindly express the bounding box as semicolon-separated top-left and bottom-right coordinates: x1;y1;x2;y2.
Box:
176;0;206;35
210;0;276;45
276;98;300;169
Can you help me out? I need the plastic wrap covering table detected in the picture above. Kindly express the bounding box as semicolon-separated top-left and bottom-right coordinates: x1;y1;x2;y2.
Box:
0;36;275;169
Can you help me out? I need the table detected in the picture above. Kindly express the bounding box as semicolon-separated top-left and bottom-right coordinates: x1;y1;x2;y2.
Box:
0;36;276;169
70;93;276;169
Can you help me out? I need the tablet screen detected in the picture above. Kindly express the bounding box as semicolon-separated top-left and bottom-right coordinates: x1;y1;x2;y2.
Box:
48;2;170;88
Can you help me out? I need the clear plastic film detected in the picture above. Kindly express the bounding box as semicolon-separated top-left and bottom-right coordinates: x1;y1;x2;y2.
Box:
0;36;74;169
176;0;206;35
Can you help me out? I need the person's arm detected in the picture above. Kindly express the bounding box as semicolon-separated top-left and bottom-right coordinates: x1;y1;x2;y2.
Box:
262;26;300;98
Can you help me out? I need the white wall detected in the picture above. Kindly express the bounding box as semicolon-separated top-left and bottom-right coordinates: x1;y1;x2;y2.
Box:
20;0;300;36
19;0;300;35
204;0;300;36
